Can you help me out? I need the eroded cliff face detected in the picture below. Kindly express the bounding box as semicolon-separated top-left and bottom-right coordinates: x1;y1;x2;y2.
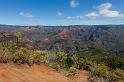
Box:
0;25;124;55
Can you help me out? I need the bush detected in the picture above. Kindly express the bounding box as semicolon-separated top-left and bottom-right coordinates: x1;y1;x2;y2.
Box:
32;51;48;64
0;44;48;65
81;58;95;70
69;67;77;73
111;69;124;81
12;48;30;64
0;45;71;70
54;52;69;69
90;64;109;77
0;44;124;82
0;48;12;63
106;56;124;70
81;58;124;82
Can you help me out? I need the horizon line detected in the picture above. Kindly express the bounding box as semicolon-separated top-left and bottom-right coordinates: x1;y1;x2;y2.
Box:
0;24;124;27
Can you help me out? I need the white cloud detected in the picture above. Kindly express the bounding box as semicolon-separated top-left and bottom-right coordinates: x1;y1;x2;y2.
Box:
98;3;112;10
58;12;63;16
99;9;119;17
70;0;80;8
67;16;72;19
19;12;33;18
85;12;99;17
67;15;83;19
85;2;124;18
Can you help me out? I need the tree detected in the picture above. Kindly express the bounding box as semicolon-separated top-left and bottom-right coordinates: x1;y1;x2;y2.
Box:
14;31;22;44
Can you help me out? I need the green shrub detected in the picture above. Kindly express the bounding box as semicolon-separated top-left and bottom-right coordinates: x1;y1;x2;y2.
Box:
32;51;48;64
81;58;124;82
90;63;109;77
0;45;48;65
81;58;95;70
54;52;69;69
106;56;124;70
48;63;61;71
12;48;30;64
0;48;12;63
112;69;124;81
69;67;77;73
0;44;124;82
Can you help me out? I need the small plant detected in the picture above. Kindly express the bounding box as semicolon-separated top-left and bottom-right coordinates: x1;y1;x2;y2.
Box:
69;67;77;73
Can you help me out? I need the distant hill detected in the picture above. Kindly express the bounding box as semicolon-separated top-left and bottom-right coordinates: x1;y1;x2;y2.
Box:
0;24;124;55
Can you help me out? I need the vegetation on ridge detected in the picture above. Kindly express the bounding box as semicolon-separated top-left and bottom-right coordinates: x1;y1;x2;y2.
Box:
0;25;124;82
0;44;124;82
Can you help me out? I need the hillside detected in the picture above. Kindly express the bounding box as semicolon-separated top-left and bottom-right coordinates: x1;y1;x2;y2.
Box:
0;36;123;82
0;25;124;55
0;63;89;82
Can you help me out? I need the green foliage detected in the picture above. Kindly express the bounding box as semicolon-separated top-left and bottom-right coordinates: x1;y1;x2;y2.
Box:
32;51;48;64
12;48;29;64
69;67;77;73
0;44;124;82
0;44;48;65
81;58;124;82
109;69;124;81
14;31;21;38
90;64;109;77
55;52;67;62
106;56;124;70
47;51;69;70
14;31;22;44
0;47;12;63
79;48;124;81
0;45;71;70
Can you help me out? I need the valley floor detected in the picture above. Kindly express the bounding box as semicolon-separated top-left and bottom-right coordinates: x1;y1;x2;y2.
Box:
0;63;89;82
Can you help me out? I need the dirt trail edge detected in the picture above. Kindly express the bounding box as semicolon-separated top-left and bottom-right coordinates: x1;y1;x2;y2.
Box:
0;63;90;82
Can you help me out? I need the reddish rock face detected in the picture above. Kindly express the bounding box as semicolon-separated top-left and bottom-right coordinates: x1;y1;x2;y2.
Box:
18;37;33;49
0;32;33;49
0;32;15;45
0;25;124;54
43;38;50;43
58;28;70;39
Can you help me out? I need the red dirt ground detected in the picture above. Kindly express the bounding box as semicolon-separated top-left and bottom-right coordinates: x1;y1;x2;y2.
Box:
0;63;89;82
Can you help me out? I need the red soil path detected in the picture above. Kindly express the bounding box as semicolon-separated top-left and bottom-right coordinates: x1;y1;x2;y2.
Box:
0;63;89;82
